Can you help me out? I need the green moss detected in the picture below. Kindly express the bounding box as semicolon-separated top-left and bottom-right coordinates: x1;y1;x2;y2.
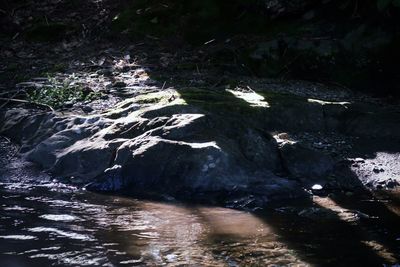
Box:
177;88;260;116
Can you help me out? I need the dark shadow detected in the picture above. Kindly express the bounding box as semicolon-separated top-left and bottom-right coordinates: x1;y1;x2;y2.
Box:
168;85;400;265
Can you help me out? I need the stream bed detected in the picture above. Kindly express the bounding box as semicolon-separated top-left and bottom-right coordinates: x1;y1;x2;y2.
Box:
1;139;400;266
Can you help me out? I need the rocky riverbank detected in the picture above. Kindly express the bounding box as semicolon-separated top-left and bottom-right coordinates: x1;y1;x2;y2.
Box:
1;80;399;208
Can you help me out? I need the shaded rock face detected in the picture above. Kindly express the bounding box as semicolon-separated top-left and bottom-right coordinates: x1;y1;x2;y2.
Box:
1;88;399;205
280;143;334;182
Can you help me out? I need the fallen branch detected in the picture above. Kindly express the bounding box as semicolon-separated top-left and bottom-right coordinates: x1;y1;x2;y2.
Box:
0;89;25;96
0;135;11;143
0;97;55;111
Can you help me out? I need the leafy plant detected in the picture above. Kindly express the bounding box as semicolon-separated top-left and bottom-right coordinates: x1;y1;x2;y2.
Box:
27;76;99;109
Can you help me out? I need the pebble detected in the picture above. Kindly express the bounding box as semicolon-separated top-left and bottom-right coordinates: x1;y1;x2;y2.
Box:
354;158;365;163
81;106;94;113
311;184;323;190
277;133;289;140
113;81;127;88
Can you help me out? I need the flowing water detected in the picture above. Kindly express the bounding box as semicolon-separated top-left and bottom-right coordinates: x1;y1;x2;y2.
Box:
1;139;400;266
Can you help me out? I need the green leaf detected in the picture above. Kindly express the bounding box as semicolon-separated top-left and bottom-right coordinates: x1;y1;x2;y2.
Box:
377;0;392;10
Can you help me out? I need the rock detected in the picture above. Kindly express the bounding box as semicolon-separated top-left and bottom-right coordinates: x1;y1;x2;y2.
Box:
311;184;323;190
112;81;127;88
277;132;290;140
239;129;281;172
354;158;365;163
373;168;383;174
386;179;398;189
345;191;354;196
1;87;399;206
81;105;94;113
280;143;334;182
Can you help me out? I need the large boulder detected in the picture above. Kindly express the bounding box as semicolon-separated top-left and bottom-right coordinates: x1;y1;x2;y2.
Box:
1;87;399;205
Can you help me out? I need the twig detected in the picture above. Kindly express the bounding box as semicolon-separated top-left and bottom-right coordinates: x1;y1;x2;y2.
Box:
0;89;25;96
161;81;166;90
0;97;54;111
0;90;20;109
1;135;11;143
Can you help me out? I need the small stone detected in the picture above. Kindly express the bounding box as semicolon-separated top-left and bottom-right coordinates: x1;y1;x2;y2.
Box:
97;69;113;76
63;101;74;108
354;158;365;163
386;180;398;189
311;184;323;190
202;165;208;172
70;176;83;184
278;133;289;140
113;81;126;88
81;106;93;113
373;168;381;173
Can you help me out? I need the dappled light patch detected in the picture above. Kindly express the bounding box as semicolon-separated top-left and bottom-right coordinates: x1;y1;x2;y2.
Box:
349;152;400;189
312;196;370;223
227;88;270;108
312;196;399;264
307;98;351;106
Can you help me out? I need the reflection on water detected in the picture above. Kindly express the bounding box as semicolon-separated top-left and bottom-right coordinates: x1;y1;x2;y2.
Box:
1;140;400;266
0;181;306;266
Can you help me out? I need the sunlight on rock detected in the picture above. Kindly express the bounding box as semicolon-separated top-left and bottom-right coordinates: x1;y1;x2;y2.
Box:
273;132;297;145
227;89;270;108
349;152;400;188
307;98;350;106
